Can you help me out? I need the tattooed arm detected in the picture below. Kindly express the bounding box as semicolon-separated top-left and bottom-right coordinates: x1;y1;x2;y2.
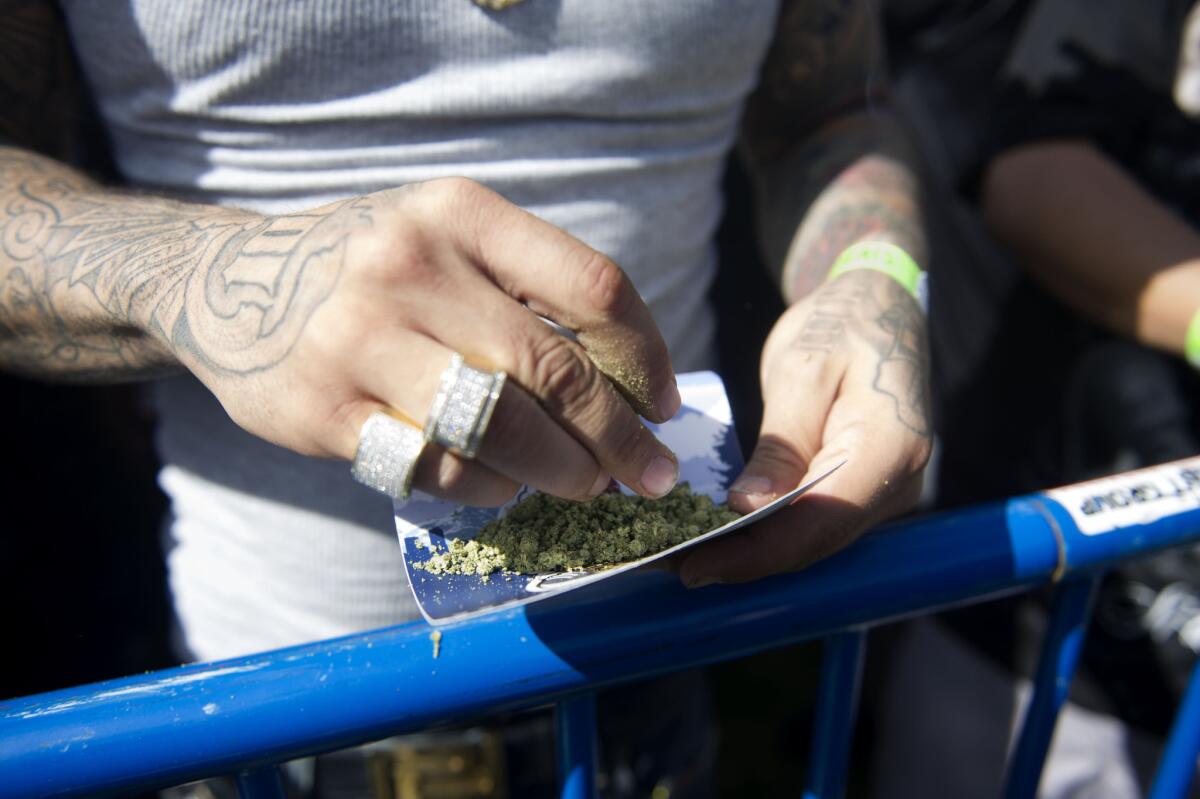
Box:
0;1;147;378
1;150;255;380
0;2;684;505
681;0;932;585
740;0;926;302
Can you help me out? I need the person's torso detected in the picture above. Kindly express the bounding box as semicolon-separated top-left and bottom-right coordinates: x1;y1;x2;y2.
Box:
56;0;782;654
62;0;782;384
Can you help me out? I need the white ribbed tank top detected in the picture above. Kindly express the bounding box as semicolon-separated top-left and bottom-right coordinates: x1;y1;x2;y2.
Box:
59;0;780;659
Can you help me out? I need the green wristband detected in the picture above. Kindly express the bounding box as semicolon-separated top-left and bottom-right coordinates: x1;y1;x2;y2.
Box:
1187;308;1200;369
827;242;927;311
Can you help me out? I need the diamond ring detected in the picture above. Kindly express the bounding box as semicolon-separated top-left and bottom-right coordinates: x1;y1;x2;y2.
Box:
425;353;507;459
351;412;426;500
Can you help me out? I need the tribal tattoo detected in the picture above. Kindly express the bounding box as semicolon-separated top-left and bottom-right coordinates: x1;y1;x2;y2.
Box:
1;3;367;381
0;150;365;380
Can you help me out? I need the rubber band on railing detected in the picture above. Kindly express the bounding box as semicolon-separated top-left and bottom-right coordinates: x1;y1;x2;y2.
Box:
1030;498;1068;583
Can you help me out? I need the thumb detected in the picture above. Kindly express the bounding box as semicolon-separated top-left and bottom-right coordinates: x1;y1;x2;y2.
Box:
728;392;828;514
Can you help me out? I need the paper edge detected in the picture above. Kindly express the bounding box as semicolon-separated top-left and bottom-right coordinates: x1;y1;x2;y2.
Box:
413;459;846;626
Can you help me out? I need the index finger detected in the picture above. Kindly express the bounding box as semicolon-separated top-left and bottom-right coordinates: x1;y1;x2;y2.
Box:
454;181;681;422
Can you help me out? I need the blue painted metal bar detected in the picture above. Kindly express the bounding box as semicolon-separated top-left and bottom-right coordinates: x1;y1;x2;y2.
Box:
236;765;287;799
1038;461;1200;574
556;693;598;799
3;457;1200;798
804;629;866;799
1003;574;1100;799
1149;656;1200;799
2;498;1053;799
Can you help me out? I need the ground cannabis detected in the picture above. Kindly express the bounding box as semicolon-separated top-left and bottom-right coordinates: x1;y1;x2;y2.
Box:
413;483;739;577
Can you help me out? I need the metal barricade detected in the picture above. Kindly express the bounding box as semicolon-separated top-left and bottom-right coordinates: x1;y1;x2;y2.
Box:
5;457;1200;799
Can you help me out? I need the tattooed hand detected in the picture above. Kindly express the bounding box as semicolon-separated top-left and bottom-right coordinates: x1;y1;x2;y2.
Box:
197;180;682;505
0;154;682;505
677;0;932;583
679;268;931;585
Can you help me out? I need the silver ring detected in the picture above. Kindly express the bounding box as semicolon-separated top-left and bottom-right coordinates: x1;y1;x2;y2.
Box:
351;412;426;500
424;353;507;459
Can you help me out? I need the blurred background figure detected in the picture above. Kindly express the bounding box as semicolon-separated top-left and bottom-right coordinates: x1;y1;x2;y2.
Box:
872;0;1200;795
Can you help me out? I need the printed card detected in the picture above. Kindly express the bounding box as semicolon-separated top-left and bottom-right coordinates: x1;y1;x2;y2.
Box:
395;371;841;624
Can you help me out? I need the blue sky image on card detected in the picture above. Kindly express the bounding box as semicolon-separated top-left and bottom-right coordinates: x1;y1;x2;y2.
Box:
394;372;741;623
392;371;860;625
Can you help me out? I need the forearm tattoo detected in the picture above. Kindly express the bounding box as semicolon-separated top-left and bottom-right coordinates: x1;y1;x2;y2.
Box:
781;142;925;302
0;150;363;381
741;0;927;303
789;270;930;437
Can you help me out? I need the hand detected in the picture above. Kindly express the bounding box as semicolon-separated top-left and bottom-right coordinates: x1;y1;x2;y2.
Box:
679;269;931;586
165;178;682;505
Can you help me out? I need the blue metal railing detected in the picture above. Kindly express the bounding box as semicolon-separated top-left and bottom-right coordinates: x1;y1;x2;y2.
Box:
804;630;866;799
1003;575;1100;799
4;458;1200;798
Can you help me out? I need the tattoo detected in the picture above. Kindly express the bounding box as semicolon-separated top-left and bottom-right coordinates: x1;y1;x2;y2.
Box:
781;146;925;302
789;278;861;352
789;271;931;437
0;4;358;381
739;1;926;303
0;149;366;380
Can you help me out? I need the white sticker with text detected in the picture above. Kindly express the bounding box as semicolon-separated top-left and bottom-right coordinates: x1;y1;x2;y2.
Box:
1045;457;1200;536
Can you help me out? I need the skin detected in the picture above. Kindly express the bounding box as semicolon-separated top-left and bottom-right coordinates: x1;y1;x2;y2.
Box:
679;0;932;586
0;1;683;507
983;140;1200;357
1;0;932;585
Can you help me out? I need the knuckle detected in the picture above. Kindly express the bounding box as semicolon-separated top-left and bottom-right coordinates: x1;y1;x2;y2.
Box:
578;251;634;318
391;246;438;285
354;224;434;287
423;176;490;214
413;177;500;254
526;334;597;415
750;440;807;476
907;437;934;474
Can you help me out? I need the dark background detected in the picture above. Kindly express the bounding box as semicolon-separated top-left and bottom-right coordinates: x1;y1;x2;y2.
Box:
0;378;174;699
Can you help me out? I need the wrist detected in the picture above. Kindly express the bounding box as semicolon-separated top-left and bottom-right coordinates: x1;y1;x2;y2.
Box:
113;202;269;367
826;241;928;313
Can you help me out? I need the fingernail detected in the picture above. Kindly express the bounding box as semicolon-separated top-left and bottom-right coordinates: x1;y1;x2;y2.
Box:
730;475;773;496
685;574;719;589
657;381;682;421
641;456;678;498
588;471;611;498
